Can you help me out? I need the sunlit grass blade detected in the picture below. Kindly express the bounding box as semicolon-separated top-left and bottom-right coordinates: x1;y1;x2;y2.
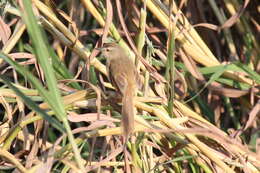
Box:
20;0;85;170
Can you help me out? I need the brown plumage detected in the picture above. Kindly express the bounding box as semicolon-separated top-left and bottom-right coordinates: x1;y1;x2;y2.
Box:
99;43;137;141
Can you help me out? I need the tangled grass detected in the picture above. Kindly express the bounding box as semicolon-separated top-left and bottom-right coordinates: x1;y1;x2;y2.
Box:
0;0;259;172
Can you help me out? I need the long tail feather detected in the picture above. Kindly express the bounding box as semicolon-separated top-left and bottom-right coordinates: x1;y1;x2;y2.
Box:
122;84;134;141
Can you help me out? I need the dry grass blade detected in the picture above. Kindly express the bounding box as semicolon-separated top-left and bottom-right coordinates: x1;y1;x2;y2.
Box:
0;149;28;172
243;100;260;131
220;0;250;29
0;16;11;44
101;0;113;44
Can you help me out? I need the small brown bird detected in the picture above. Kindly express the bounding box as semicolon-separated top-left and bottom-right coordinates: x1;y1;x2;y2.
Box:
99;43;138;141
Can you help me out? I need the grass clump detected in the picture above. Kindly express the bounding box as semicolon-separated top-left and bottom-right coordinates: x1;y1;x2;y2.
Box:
0;0;259;172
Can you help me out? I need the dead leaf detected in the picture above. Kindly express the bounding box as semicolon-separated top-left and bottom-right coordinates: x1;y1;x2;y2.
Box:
0;17;11;45
154;81;167;100
220;0;250;29
244;100;260;130
208;82;249;98
193;23;219;31
67;112;120;123
8;52;35;59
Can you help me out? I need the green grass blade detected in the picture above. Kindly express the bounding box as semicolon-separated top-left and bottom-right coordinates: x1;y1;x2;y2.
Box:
0;52;56;108
165;28;175;116
21;0;65;119
234;62;260;84
0;75;65;132
21;0;85;170
48;48;81;90
185;64;228;103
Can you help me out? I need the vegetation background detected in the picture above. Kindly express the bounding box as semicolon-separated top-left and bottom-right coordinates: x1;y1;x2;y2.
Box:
0;0;259;172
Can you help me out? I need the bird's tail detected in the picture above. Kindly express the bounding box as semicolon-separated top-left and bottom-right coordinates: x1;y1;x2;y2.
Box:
122;83;135;141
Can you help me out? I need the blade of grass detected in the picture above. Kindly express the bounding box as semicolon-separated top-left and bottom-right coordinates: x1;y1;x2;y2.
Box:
165;0;175;117
185;64;228;103
234;62;260;84
48;46;81;90
0;52;56;108
0;74;65;150
20;0;85;171
0;149;27;172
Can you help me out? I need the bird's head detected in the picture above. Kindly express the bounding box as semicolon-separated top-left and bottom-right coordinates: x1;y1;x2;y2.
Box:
97;43;125;59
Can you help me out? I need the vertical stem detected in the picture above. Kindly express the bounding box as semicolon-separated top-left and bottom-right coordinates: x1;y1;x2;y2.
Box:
62;118;85;172
165;0;175;117
136;7;147;72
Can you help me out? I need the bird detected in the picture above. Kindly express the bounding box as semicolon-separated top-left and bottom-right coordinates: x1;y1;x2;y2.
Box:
98;43;138;142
